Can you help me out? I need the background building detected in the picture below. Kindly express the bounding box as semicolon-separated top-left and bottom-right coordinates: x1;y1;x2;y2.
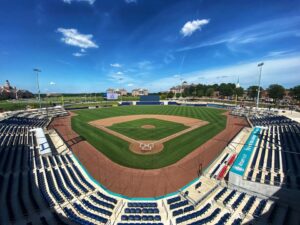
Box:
132;88;149;96
0;80;33;100
170;85;184;94
106;88;127;96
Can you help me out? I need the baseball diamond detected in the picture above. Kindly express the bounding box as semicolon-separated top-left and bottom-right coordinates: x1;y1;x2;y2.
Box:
71;106;226;169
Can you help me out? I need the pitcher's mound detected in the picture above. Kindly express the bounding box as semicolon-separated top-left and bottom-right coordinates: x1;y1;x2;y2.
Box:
141;125;156;129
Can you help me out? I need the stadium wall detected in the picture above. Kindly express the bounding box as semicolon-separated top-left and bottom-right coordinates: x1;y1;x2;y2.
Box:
140;95;160;102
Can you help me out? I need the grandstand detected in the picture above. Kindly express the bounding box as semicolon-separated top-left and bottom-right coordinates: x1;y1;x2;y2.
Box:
0;105;299;225
229;114;300;197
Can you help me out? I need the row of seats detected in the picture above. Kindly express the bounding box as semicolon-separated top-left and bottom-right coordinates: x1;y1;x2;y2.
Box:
64;207;95;225
0;116;49;127
128;202;157;208
73;202;108;223
118;223;163;225
250;115;296;126
172;205;194;217
215;212;231;225
167;196;181;205
169;199;189;210
125;208;159;214
188;208;221;225
121;215;161;221
176;203;211;224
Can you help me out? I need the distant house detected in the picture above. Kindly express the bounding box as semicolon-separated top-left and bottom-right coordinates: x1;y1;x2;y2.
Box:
106;88;115;94
116;88;127;96
132;88;148;96
169;85;184;94
106;88;127;96
0;80;33;100
212;91;220;98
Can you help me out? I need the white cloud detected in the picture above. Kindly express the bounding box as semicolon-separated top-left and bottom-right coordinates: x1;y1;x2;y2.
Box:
180;19;210;37
57;28;98;49
110;63;122;68
137;60;153;70
164;53;175;64
127;83;134;87
107;71;135;84
177;16;300;52
50;81;56;85
147;55;300;91
63;0;96;4
266;50;294;57
108;73;125;82
80;48;86;53
73;52;85;57
125;0;137;3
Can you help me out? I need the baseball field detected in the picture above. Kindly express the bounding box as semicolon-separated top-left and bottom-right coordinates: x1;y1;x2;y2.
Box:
71;105;227;169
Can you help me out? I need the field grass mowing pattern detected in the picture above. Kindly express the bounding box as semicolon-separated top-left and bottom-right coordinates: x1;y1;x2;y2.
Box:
108;118;188;140
72;106;227;169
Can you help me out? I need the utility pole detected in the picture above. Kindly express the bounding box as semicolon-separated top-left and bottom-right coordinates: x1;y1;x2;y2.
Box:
33;68;42;109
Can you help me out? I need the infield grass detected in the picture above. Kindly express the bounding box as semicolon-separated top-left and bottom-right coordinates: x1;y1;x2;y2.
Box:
108;118;188;140
72;106;227;169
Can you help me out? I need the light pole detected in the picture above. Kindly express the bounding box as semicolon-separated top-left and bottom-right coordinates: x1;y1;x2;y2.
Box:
119;78;123;102
235;76;240;106
256;62;264;109
33;68;42;109
180;78;183;98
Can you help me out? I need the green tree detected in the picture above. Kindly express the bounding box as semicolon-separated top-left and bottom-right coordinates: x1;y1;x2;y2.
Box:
160;94;167;100
166;92;174;99
218;83;234;97
175;93;181;98
247;86;260;99
197;89;204;97
290;85;300;101
267;84;285;102
205;88;214;97
235;87;244;97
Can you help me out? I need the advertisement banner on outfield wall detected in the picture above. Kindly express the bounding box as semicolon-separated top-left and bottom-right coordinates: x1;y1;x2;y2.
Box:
106;93;119;100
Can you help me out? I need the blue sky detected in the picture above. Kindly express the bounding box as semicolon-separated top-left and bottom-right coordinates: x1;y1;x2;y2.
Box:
0;0;299;93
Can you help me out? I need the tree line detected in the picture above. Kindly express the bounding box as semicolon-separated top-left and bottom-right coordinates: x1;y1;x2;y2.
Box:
165;83;300;103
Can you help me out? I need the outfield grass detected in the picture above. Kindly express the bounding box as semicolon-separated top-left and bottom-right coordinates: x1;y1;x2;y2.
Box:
71;106;227;169
108;118;188;140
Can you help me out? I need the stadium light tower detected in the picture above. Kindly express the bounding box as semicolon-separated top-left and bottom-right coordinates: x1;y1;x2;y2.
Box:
180;78;183;98
235;76;240;106
33;68;42;109
119;78;123;102
256;62;264;109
